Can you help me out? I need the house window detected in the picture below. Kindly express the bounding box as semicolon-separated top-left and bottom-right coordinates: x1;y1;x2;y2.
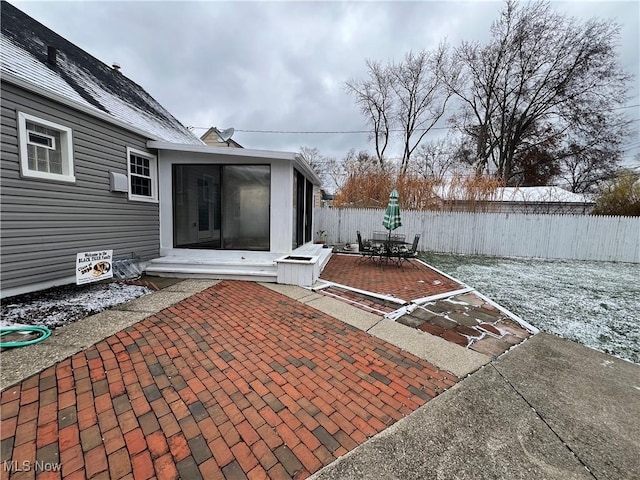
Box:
127;147;158;202
17;112;75;182
293;169;313;247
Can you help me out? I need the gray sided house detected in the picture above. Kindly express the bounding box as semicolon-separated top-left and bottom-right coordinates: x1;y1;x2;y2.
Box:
1;2;324;299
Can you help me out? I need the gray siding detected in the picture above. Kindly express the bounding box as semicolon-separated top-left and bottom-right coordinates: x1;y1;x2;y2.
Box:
1;81;160;296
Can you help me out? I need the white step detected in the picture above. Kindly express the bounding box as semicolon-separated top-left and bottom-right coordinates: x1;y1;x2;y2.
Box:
145;255;277;282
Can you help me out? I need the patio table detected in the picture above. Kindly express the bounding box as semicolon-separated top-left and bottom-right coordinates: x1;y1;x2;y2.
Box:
368;238;411;266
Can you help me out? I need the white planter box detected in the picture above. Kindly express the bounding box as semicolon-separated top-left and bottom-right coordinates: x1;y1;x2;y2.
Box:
275;255;318;286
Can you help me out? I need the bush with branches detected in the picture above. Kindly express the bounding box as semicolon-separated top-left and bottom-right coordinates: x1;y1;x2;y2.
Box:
593;170;640;216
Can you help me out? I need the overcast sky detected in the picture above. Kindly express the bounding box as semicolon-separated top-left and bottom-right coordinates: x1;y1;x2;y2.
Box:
12;0;640;164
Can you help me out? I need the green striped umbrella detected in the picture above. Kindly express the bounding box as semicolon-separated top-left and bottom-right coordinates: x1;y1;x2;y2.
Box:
382;188;402;234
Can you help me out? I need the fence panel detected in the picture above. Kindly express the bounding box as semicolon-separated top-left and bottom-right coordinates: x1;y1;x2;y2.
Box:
314;208;640;263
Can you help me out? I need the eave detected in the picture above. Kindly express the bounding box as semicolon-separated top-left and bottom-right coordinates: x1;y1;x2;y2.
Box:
147;140;322;186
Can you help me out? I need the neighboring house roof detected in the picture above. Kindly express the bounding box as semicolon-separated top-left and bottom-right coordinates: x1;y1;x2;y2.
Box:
0;1;202;145
435;185;594;204
200;127;244;148
496;187;594;204
320;189;334;201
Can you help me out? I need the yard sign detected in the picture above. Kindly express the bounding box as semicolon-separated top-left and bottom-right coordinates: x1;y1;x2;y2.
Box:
76;250;113;285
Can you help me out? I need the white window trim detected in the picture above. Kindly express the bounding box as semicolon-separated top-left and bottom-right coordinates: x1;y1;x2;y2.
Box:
17;112;75;183
127;147;158;203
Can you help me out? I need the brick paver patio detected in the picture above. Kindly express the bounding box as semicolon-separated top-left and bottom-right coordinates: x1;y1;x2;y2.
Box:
320;254;463;302
0;281;457;480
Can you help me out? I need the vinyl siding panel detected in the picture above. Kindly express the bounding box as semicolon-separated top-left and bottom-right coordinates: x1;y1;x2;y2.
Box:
1;82;160;296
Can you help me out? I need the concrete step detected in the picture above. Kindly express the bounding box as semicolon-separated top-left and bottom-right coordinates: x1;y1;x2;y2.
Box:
145;256;277;282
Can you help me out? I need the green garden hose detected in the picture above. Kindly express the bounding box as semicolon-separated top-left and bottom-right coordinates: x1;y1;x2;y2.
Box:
0;325;51;348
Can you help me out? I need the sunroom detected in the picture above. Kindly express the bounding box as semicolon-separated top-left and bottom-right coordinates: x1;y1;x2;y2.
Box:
144;142;331;285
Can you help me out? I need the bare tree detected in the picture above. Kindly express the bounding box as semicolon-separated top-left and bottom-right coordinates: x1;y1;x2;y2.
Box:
413;134;471;181
391;47;452;175
341;149;380;179
299;146;346;192
299;146;327;186
558;143;619;194
299;146;374;194
346;47;452;174
322;156;346;193
345;60;394;167
444;0;632;185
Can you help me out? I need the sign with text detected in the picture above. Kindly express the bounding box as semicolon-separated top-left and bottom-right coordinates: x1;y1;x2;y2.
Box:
76;250;113;285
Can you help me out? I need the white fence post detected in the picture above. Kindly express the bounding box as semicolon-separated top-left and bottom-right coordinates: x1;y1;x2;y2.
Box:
314;208;640;263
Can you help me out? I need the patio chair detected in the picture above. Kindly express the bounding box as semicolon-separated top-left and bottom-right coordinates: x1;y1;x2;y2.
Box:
372;231;388;242
356;231;375;263
398;234;420;267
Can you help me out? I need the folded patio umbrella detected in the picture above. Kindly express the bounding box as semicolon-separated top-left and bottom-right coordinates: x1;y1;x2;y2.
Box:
382;188;402;239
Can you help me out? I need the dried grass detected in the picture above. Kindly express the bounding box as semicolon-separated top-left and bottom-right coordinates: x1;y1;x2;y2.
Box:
333;169;505;211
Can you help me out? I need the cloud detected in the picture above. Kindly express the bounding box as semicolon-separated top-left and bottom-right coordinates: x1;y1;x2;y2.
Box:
13;0;639;161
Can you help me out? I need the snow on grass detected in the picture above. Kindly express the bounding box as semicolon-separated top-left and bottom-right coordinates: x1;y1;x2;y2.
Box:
1;282;152;330
420;253;640;364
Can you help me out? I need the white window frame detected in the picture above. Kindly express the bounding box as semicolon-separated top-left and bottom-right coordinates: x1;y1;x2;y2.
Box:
17;112;75;183
127;147;158;203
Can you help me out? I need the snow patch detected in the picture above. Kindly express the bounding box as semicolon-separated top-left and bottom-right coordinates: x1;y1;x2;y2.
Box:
1;282;152;330
421;253;640;364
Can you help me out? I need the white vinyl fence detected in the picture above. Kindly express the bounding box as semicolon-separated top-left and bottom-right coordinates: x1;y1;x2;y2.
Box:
315;208;640;263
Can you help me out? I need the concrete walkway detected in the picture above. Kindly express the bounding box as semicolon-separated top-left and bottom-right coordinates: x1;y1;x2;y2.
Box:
309;333;640;480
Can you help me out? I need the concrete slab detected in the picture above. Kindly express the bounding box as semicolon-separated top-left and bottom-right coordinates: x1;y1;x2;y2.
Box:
396;314;425;328
494;333;640;480
113;290;195;312
303;296;382;331
368;319;491;378
161;278;219;293
259;282;313;300
296;292;326;304
310;365;592;480
138;275;184;289
0;309;150;389
48;309;152;348
470;336;513;358
1;344;82;390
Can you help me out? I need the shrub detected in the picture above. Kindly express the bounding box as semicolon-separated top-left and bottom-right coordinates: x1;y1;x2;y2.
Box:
592;169;640;216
